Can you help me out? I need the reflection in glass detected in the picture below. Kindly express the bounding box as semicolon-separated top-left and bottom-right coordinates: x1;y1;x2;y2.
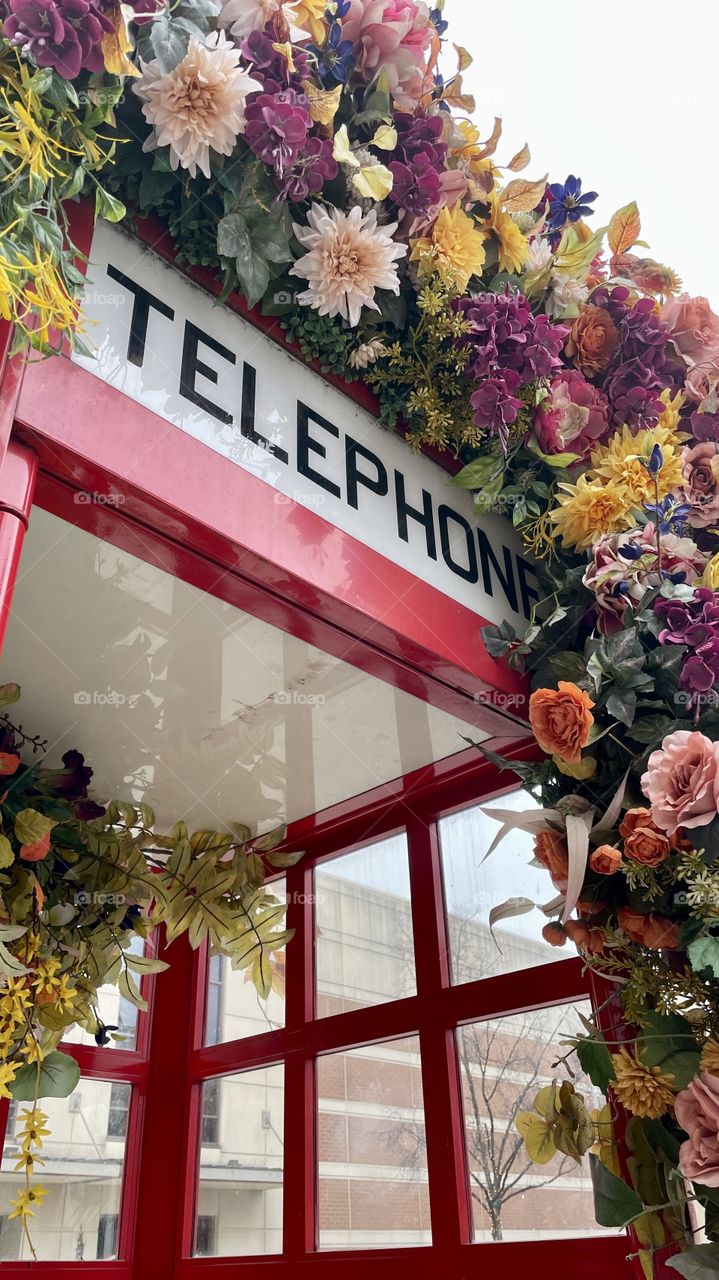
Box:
203;881;286;1046
317;1037;430;1250
0;1080;129;1261
439;792;565;984
315;834;415;1017
63;934;143;1052
457;1001;615;1242
195;1064;284;1256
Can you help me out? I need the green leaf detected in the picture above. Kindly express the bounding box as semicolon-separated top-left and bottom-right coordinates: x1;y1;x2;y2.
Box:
217;211;251;260
452;456;504;490
0;683;20;709
589;1153;644;1228
606;687;637;727
639;1012;701;1090
575;1035;615;1094
14;809;56;846
526;438;581;468
667;1245;719;1278
234;245;270;309
626;715;680;744
688;935;719;980
95;186;126;224
10;1050;80;1101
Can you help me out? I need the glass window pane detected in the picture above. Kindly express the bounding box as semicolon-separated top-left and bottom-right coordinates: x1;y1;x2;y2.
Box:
63;935;144;1052
439;791;565;984
458;1000;616;1242
204;882;286;1046
195;1063;284;1256
315;834;415;1017
317;1037;430;1250
0;1079;129;1261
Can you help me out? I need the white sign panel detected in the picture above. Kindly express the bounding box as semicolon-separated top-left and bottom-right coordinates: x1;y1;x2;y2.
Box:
73;223;540;629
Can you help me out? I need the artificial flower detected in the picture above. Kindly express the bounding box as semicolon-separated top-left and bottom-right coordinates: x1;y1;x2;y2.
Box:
134;33;261;180
410;204;486;294
662;294;719;372
564;919;605;954
529;681;594;765
290;204;407;327
546;273;589;320
564;304;619;378
588;423;684;508
219;0;306;41
546;175;598;233
583;525;707;636
3;0;114;79
485;199;530;274
8;1185;48;1221
533;830;569;889
347;339;386;369
682;441;719;528
532;368;610;461
292;0;327;41
542;922;567;947
0;1061;17;1099
675;1073;719;1186
549;474;633;551
701;1041;719;1074
611;1046;675;1119
342;0;434;100
590;844;622;875
641;730;719;835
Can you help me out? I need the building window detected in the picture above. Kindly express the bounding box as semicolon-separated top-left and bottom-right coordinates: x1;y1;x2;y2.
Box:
195;1215;216;1257
97;1214;119;1260
0;1214;22;1261
107;1082;131;1139
204;953;224;1047
201;1077;220;1146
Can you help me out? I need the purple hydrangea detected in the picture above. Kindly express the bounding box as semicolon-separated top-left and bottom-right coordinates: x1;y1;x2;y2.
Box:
276;137;338;201
690;410;719;443
3;0;114;78
470;373;522;452
590;286;679;430
389;110;448;217
244;90;337;200
655;588;719;710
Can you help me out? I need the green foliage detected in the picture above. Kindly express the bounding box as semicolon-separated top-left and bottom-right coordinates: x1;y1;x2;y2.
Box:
281;308;359;379
589;1153;644;1228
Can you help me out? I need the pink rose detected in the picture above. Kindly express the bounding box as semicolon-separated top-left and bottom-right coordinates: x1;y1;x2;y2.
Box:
675;1073;719;1187
583;526;707;635
532;369;611;461
662;294;719;367
682;441;719;528
641;730;719;835
343;0;433;97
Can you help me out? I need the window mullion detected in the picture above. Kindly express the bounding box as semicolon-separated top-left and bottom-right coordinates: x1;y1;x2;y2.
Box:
282;858;315;1257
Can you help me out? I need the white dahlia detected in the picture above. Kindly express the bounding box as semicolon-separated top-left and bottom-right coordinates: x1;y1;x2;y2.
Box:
290;205;407;328
133;33;261;180
218;0;305;42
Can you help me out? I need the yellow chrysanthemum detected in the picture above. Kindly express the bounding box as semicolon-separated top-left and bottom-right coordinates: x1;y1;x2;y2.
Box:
701;1039;719;1073
702;552;719;590
410;204;486;294
656;388;685;435
486;197;531;274
549;475;633;551
611;1047;675;1120
588;424;684;508
450;121;497;193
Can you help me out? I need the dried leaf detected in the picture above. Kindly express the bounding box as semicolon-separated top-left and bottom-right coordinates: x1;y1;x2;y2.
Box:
608;201;641;256
501;173;548;214
301;80;342;126
506;142;531;172
453;42;473;71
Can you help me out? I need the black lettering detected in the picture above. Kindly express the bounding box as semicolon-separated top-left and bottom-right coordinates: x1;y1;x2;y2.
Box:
438;505;479;583
394;472;437;560
477;529;518;613
179;321;235;425
297;403;341;497
240;361;288;463
345;437;388;509
517;556;541;620
107;264;174;367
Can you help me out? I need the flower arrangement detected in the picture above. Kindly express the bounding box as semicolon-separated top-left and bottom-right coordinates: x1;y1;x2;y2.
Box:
0;683;292;1254
4;0;719;1274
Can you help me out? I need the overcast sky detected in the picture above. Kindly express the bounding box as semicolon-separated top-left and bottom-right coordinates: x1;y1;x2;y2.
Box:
444;0;718;308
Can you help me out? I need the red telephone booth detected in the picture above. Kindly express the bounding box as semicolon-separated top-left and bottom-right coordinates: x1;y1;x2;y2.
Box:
0;210;632;1278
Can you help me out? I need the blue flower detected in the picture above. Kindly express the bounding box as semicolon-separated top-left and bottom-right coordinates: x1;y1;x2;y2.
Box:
643;494;693;535
309;20;354;84
429;6;448;34
334;0;351;15
546;175;598;232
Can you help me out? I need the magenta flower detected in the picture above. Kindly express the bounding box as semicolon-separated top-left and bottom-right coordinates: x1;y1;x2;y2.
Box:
532;369;611;461
3;0;113;78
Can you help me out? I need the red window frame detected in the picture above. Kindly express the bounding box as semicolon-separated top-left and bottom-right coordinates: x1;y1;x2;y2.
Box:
0;749;632;1279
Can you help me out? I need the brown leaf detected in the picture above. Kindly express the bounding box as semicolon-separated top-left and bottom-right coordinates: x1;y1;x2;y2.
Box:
478;115;503;159
501;174;548;214
453;43;473;71
507;142;531;172
608;201;641;256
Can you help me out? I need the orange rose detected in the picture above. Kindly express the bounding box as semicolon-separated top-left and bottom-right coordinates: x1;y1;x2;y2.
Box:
590;844;622;876
564;919;605;955
565;305;620;377
542;922;567;947
619;807;671;866
534;831;569;888
618;908;679;951
529;681;595;764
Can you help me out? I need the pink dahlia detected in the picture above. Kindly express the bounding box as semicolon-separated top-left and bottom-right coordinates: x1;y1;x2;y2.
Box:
134;33;261;180
532;369;611;461
290;204;406;327
342;0;433;103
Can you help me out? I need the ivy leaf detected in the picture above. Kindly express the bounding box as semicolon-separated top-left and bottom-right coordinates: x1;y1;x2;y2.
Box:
626;715;680;744
688;935;719;980
10;1050;80;1101
589;1153;644;1228
667;1245;719;1278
